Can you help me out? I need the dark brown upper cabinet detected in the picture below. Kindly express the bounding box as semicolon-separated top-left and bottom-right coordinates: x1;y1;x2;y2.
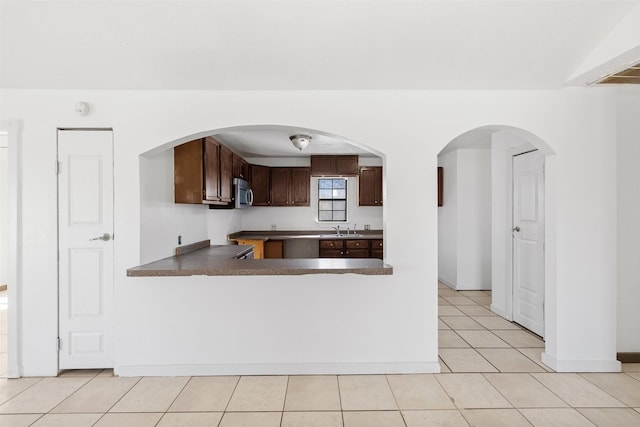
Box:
232;153;250;180
218;144;233;203
270;167;310;207
358;166;383;206
174;137;232;205
311;155;358;176
250;164;271;206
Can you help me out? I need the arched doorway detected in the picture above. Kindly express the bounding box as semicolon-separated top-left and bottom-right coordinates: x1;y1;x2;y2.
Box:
437;125;556;373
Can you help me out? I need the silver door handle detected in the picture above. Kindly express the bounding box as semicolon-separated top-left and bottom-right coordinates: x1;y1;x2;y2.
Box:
512;226;521;232
90;233;112;241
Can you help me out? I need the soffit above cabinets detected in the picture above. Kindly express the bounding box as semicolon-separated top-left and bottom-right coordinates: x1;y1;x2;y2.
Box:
593;62;640;85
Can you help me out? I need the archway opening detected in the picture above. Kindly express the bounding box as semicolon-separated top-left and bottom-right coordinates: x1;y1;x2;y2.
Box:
437;125;556;373
138;124;387;265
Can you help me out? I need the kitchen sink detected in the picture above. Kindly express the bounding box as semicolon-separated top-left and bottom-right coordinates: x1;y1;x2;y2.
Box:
319;233;364;238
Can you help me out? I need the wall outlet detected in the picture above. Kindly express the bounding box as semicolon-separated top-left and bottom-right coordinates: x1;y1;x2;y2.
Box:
271;224;277;230
178;235;182;245
364;224;370;230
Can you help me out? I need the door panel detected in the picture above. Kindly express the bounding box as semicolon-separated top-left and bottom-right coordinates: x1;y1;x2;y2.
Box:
58;129;113;369
513;150;545;337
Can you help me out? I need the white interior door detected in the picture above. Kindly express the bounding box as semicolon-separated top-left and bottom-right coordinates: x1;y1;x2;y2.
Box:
512;150;545;337
58;129;114;369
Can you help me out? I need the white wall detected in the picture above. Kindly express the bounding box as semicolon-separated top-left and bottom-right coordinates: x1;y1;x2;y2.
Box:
437;150;457;287
139;149;209;263
437;148;491;290
0;134;7;285
0;88;622;376
617;87;640;353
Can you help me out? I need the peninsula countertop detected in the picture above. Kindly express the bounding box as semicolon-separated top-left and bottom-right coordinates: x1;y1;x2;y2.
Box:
127;244;393;277
227;229;384;241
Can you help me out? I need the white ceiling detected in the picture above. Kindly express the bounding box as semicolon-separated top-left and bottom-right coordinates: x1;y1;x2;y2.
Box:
212;125;378;158
1;0;637;90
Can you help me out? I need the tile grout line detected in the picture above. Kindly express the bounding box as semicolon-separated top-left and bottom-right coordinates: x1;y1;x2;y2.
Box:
576;373;635;408
92;375;143;423
0;377;46;408
383;374;407;427
279;375;290;427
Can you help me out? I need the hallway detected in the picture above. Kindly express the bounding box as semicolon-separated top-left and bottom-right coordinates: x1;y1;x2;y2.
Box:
438;283;547;373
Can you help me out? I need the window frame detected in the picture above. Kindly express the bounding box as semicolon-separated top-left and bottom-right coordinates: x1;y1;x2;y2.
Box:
316;177;348;223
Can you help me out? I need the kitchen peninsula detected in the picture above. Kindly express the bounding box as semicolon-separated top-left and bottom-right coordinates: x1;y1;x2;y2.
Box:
127;237;392;276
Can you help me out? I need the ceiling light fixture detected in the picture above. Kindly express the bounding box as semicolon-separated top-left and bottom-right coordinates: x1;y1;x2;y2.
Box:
290;134;312;151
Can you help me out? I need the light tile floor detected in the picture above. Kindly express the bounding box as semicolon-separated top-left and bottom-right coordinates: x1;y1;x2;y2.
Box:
437;283;548;373
0;285;638;426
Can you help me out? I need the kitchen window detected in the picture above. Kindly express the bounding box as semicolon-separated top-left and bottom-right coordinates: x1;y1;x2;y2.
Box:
318;178;347;222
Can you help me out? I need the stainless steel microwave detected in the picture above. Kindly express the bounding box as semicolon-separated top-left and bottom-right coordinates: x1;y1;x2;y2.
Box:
234;178;253;209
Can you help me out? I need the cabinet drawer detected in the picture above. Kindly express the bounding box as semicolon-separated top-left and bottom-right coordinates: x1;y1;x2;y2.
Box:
371;239;383;249
344;248;370;258
319;240;343;249
319;249;343;258
345;239;369;249
371;249;383;259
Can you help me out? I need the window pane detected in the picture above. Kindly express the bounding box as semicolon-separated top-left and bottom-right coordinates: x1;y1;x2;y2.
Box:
319;211;333;221
319;179;333;189
319;189;333;199
333;179;346;189
333;189;346;198
333;200;346;210
333;211;346;221
319;200;332;210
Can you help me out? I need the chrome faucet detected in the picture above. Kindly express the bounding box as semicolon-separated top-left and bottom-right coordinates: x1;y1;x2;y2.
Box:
333;225;341;236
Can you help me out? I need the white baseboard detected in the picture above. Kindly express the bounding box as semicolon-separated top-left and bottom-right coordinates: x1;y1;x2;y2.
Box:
438;278;456;290
115;361;441;377
541;352;622;373
490;304;513;321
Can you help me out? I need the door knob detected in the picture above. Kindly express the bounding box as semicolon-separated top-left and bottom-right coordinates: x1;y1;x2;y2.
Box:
90;233;112;242
512;226;521;232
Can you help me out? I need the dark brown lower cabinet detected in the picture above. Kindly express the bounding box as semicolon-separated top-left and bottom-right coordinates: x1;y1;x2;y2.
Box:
370;239;383;259
318;239;383;258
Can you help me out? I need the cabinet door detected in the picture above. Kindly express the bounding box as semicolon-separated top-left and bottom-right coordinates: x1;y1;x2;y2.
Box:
270;167;290;206
290;167;311;206
241;159;250;180
174;139;204;204
219;144;233;203
344;248;370;258
264;240;284;258
311;156;335;176
371;240;383;259
336;156;359;175
345;240;369;250
232;153;242;178
359;166;382;206
319;249;343;258
319;240;343;250
203;137;221;202
250;165;271;206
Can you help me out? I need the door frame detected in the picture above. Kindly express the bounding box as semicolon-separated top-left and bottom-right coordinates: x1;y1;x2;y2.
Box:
56;127;115;372
501;147;546;337
1;119;22;378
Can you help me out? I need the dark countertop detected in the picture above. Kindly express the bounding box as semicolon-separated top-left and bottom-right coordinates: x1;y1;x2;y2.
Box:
228;230;384;241
127;244;393;277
